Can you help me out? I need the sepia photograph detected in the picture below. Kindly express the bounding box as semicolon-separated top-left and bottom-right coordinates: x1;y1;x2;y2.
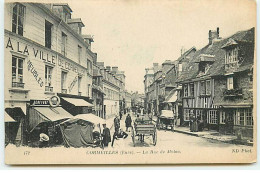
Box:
3;0;257;165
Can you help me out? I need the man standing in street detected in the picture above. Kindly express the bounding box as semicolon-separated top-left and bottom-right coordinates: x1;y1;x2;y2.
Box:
125;114;132;132
102;123;111;147
114;115;120;135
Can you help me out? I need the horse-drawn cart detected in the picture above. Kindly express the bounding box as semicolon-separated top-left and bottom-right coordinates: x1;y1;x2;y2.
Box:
131;116;157;147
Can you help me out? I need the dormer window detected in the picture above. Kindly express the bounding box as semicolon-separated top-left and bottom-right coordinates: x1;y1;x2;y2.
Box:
195;54;214;76
225;47;239;64
67;18;85;35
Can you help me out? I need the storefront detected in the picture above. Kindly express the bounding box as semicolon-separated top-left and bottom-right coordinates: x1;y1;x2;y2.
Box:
27;96;74;147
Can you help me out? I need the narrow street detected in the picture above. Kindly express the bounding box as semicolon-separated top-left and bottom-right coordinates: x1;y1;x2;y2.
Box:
108;112;253;149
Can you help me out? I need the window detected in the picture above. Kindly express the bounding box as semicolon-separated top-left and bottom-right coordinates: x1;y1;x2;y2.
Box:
220;111;225;124
234;109;253;126
78;45;82;64
12;3;25;36
227;76;234;90
184;109;190;121
200;81;206;95
87;84;90;97
61;32;67;56
246;109;253;126
87;59;92;74
189;83;194;97
78;76;82;94
206;80;211;95
45;65;53;91
61;71;67;92
12;56;24;88
45;20;52;48
225;48;238;64
184;84;188;97
208;110;217;124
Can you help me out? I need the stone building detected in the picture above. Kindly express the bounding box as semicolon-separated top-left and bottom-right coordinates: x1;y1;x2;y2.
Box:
97;63;122;119
4;2;95;145
92;55;105;118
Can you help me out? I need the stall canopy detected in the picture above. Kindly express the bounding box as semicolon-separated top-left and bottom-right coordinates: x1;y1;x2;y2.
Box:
59;113;105;148
5;111;16;122
63;113;105;125
160;110;174;119
164;90;177;103
62;97;93;107
29;106;73;132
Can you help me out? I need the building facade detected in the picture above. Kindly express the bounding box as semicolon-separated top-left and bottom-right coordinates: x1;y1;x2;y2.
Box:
177;28;254;139
4;2;95;145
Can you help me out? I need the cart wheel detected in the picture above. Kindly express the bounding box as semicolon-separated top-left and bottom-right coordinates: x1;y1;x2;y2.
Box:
153;130;157;146
132;129;135;147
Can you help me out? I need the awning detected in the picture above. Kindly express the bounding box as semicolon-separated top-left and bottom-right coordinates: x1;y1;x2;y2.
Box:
29;106;74;132
63;113;105;125
5;111;16;122
34;107;73;122
165;91;177;103
62;97;93;107
160;110;174;118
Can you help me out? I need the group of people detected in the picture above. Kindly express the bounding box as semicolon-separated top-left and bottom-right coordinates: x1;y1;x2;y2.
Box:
101;111;133;148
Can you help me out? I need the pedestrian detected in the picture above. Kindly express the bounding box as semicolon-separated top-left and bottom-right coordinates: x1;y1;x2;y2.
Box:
125;114;132;132
111;128;128;147
114;115;120;134
119;111;123;120
102;123;111;147
39;132;49;148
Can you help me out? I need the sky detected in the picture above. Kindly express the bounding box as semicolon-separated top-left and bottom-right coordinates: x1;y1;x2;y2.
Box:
65;0;256;94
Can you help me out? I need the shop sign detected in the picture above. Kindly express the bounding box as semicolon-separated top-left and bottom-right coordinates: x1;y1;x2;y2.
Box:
30;96;60;107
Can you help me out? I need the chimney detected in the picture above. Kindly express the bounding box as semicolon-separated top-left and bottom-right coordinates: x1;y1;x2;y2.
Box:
106;66;111;71
96;62;104;68
209;27;220;45
112;66;118;73
162;60;174;70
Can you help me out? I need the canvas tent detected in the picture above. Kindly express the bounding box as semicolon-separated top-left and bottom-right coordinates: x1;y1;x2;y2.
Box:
59;114;105;148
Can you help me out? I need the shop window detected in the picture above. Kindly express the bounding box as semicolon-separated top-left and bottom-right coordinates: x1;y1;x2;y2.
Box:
234;109;253;126
45;65;53;92
227;76;234;90
12;3;25;36
208;110;217;124
220;111;226;124
61;32;67;56
246;109;253;126
61;71;67;93
45;20;52;48
12;56;24;88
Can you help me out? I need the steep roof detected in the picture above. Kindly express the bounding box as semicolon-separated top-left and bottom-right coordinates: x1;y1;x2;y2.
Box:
177;27;255;83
